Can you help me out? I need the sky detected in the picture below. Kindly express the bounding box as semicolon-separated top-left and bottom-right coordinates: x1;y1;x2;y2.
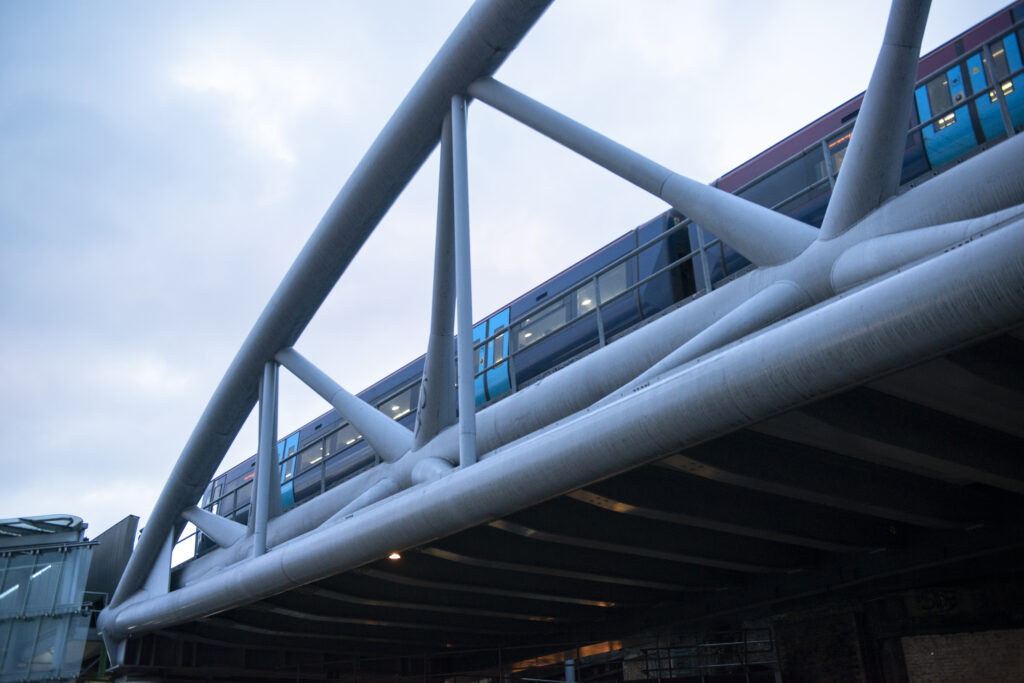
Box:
0;0;1011;544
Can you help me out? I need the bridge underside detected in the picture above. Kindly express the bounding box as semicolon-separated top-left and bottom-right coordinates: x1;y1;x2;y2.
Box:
118;328;1024;682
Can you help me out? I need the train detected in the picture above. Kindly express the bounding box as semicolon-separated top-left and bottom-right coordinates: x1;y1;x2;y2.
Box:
191;1;1024;558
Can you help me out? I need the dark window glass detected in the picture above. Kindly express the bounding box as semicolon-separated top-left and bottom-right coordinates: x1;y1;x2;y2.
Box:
828;131;851;173
516;298;569;348
991;40;1010;80
325;424;361;457
737;152;825;212
598;262;629;303
491;332;506;364
377;384;418;421
234;482;252;511
925;74;958;130
298;442;324;472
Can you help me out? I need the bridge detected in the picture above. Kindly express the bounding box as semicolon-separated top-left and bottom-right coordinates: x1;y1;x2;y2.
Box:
97;0;1024;680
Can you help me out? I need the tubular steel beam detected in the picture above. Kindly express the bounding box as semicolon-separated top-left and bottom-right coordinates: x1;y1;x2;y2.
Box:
451;94;478;468
253;361;277;557
100;217;1024;640
276;347;412;463
413;116;458;450
467;77;817;266
819;0;930;238
110;0;553;609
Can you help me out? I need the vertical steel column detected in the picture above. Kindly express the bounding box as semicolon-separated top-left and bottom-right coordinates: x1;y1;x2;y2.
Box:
451;94;476;467
413;115;458;450
253;361;277;557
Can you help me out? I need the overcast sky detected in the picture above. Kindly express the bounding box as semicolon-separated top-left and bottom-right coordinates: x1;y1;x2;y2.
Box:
0;1;1010;543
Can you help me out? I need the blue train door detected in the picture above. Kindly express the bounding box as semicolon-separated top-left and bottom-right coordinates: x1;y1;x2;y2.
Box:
914;64;977;167
967;34;1024;141
277;433;299;509
473;308;512;406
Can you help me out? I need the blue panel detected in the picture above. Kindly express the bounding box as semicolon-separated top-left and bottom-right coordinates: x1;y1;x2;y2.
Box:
916;75;977;168
1004;35;1024;128
485;361;511;401
488;308;510;335
280;481;295;509
278;433;299;483
486;308;510;366
473;322;487;375
968;54;1006;141
947;65;965;100
474;374;486;406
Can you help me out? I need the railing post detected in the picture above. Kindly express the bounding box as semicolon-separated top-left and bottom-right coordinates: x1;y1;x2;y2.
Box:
451;94;477;467
253;361;277;557
821;138;837;189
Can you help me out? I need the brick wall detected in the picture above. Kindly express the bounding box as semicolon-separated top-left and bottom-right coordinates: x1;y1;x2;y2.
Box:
902;628;1024;682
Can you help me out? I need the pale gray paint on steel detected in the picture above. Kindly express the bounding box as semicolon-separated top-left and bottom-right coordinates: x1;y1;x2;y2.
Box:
252;361;277;557
413;117;458;451
451;94;478;467
109;0;554;609
101;0;1024;652
180;506;246;549
276;347;412;463
164;137;1024;592
466;77;818;266
99;215;1024;640
819;0;930;239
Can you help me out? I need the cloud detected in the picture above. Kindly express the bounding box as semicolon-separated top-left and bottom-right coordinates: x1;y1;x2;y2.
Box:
171;42;333;164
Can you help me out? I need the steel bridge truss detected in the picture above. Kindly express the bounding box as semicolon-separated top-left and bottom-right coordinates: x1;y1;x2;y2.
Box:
99;0;1024;672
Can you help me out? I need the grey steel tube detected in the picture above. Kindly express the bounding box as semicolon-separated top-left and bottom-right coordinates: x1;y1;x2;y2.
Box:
819;0;930;238
100;219;1024;640
276;347;412;463
414;116;458;450
467;77;817;266
451;95;477;468
111;0;553;608
253;361;277;557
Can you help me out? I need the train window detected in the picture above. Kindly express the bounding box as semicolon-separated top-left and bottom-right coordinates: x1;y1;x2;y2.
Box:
828;132;851;173
473;322;487;374
925;75;955;129
298;442;324;472
598;262;629;304
325;425;361;457
378;385;416;420
234;482;252;511
490;332;507;364
738;152;826;212
517;298;568;348
576;281;596;314
991;41;1011;80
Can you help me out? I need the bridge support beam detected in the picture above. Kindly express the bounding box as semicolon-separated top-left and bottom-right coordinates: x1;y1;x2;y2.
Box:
452;94;477;468
414;116;458;450
108;0;553;609
467;77;817;266
819;0;930;238
98;217;1024;642
253;361;277;557
276;347;412;463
